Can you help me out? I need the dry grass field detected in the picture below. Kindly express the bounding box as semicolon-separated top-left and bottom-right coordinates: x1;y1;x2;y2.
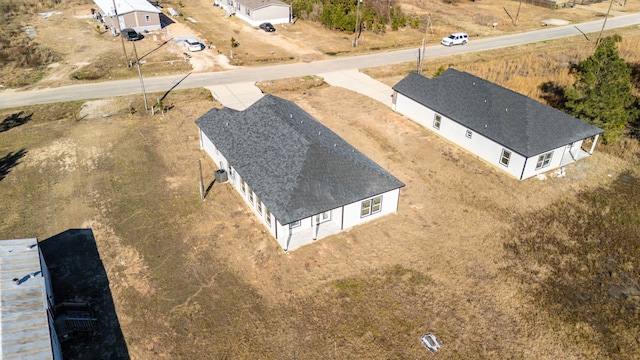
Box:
1;0;640;359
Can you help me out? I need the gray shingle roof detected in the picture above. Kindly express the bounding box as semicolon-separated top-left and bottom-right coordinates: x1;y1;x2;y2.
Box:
392;69;603;157
195;95;404;225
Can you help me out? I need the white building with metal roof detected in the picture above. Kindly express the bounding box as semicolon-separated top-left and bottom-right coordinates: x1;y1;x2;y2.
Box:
0;238;62;359
93;0;161;33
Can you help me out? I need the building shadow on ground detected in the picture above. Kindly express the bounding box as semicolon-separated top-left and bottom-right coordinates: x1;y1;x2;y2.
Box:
39;229;130;360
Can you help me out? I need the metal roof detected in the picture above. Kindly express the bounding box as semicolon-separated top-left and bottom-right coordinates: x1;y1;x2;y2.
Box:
239;0;290;10
0;238;54;360
92;0;160;16
392;69;603;157
195;95;405;224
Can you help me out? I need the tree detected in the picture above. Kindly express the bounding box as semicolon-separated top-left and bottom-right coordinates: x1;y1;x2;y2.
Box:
564;35;639;144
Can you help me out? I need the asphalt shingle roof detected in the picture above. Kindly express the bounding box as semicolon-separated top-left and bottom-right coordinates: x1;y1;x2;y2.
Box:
392;69;603;157
195;95;404;225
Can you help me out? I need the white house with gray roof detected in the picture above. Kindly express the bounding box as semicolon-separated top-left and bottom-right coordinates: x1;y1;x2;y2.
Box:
215;0;291;26
392;69;604;180
195;95;404;251
0;238;62;360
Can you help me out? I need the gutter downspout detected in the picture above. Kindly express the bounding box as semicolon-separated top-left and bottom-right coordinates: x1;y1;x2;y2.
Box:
519;157;528;181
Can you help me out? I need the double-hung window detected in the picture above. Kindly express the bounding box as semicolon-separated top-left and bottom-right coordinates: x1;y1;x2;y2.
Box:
433;114;442;130
256;196;262;214
500;149;511;167
536;152;553;170
361;196;382;218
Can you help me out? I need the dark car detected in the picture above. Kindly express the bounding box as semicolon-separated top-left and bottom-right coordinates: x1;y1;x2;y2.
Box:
259;22;275;32
122;28;143;41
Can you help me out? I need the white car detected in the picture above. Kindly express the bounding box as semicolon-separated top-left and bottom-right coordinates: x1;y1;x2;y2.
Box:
186;40;203;52
441;33;468;46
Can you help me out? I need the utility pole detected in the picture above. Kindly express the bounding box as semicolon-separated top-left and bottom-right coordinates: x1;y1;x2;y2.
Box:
131;41;148;112
353;0;362;46
596;0;615;47
515;0;523;26
111;0;129;67
418;15;431;75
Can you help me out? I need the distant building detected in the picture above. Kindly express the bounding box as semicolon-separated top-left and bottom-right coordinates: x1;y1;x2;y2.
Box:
195;95;404;251
0;238;62;360
215;0;291;26
93;0;161;34
392;70;603;180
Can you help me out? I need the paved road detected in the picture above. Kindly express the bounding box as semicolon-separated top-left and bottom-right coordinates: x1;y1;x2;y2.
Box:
1;13;639;109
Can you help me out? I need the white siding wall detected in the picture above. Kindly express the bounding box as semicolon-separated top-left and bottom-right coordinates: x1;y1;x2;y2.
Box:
522;145;568;180
343;188;400;229
235;4;290;26
394;93;527;179
200;132;400;250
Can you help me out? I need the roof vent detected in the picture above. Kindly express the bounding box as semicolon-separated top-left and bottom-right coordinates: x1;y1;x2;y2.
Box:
484;99;487;103
472;82;475;86
290;113;293;119
226;122;229;126
484;124;488;128
334;143;337;147
505;108;508;112
318;131;321;135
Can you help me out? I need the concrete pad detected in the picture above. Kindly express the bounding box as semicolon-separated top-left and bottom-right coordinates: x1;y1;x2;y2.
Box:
318;70;393;107
205;82;264;110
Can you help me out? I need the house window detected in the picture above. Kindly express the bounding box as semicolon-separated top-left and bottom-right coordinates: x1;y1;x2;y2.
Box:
236;3;240;10
433;114;442;130
466;130;472;139
500;149;511;167
536;152;553;170
145;15;151;22
265;209;271;226
256;196;262;214
228;164;235;179
248;188;254;204
315;211;331;224
246;8;250;15
241;178;246;193
361;196;382;218
289;220;301;229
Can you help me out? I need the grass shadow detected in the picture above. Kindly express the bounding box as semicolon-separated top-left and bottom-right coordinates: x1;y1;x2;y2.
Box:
1;111;33;132
39;229;130;360
0;148;27;181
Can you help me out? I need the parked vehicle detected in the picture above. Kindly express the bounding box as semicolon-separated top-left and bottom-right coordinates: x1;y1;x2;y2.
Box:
186;40;203;52
441;33;468;46
259;22;276;32
121;28;143;41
